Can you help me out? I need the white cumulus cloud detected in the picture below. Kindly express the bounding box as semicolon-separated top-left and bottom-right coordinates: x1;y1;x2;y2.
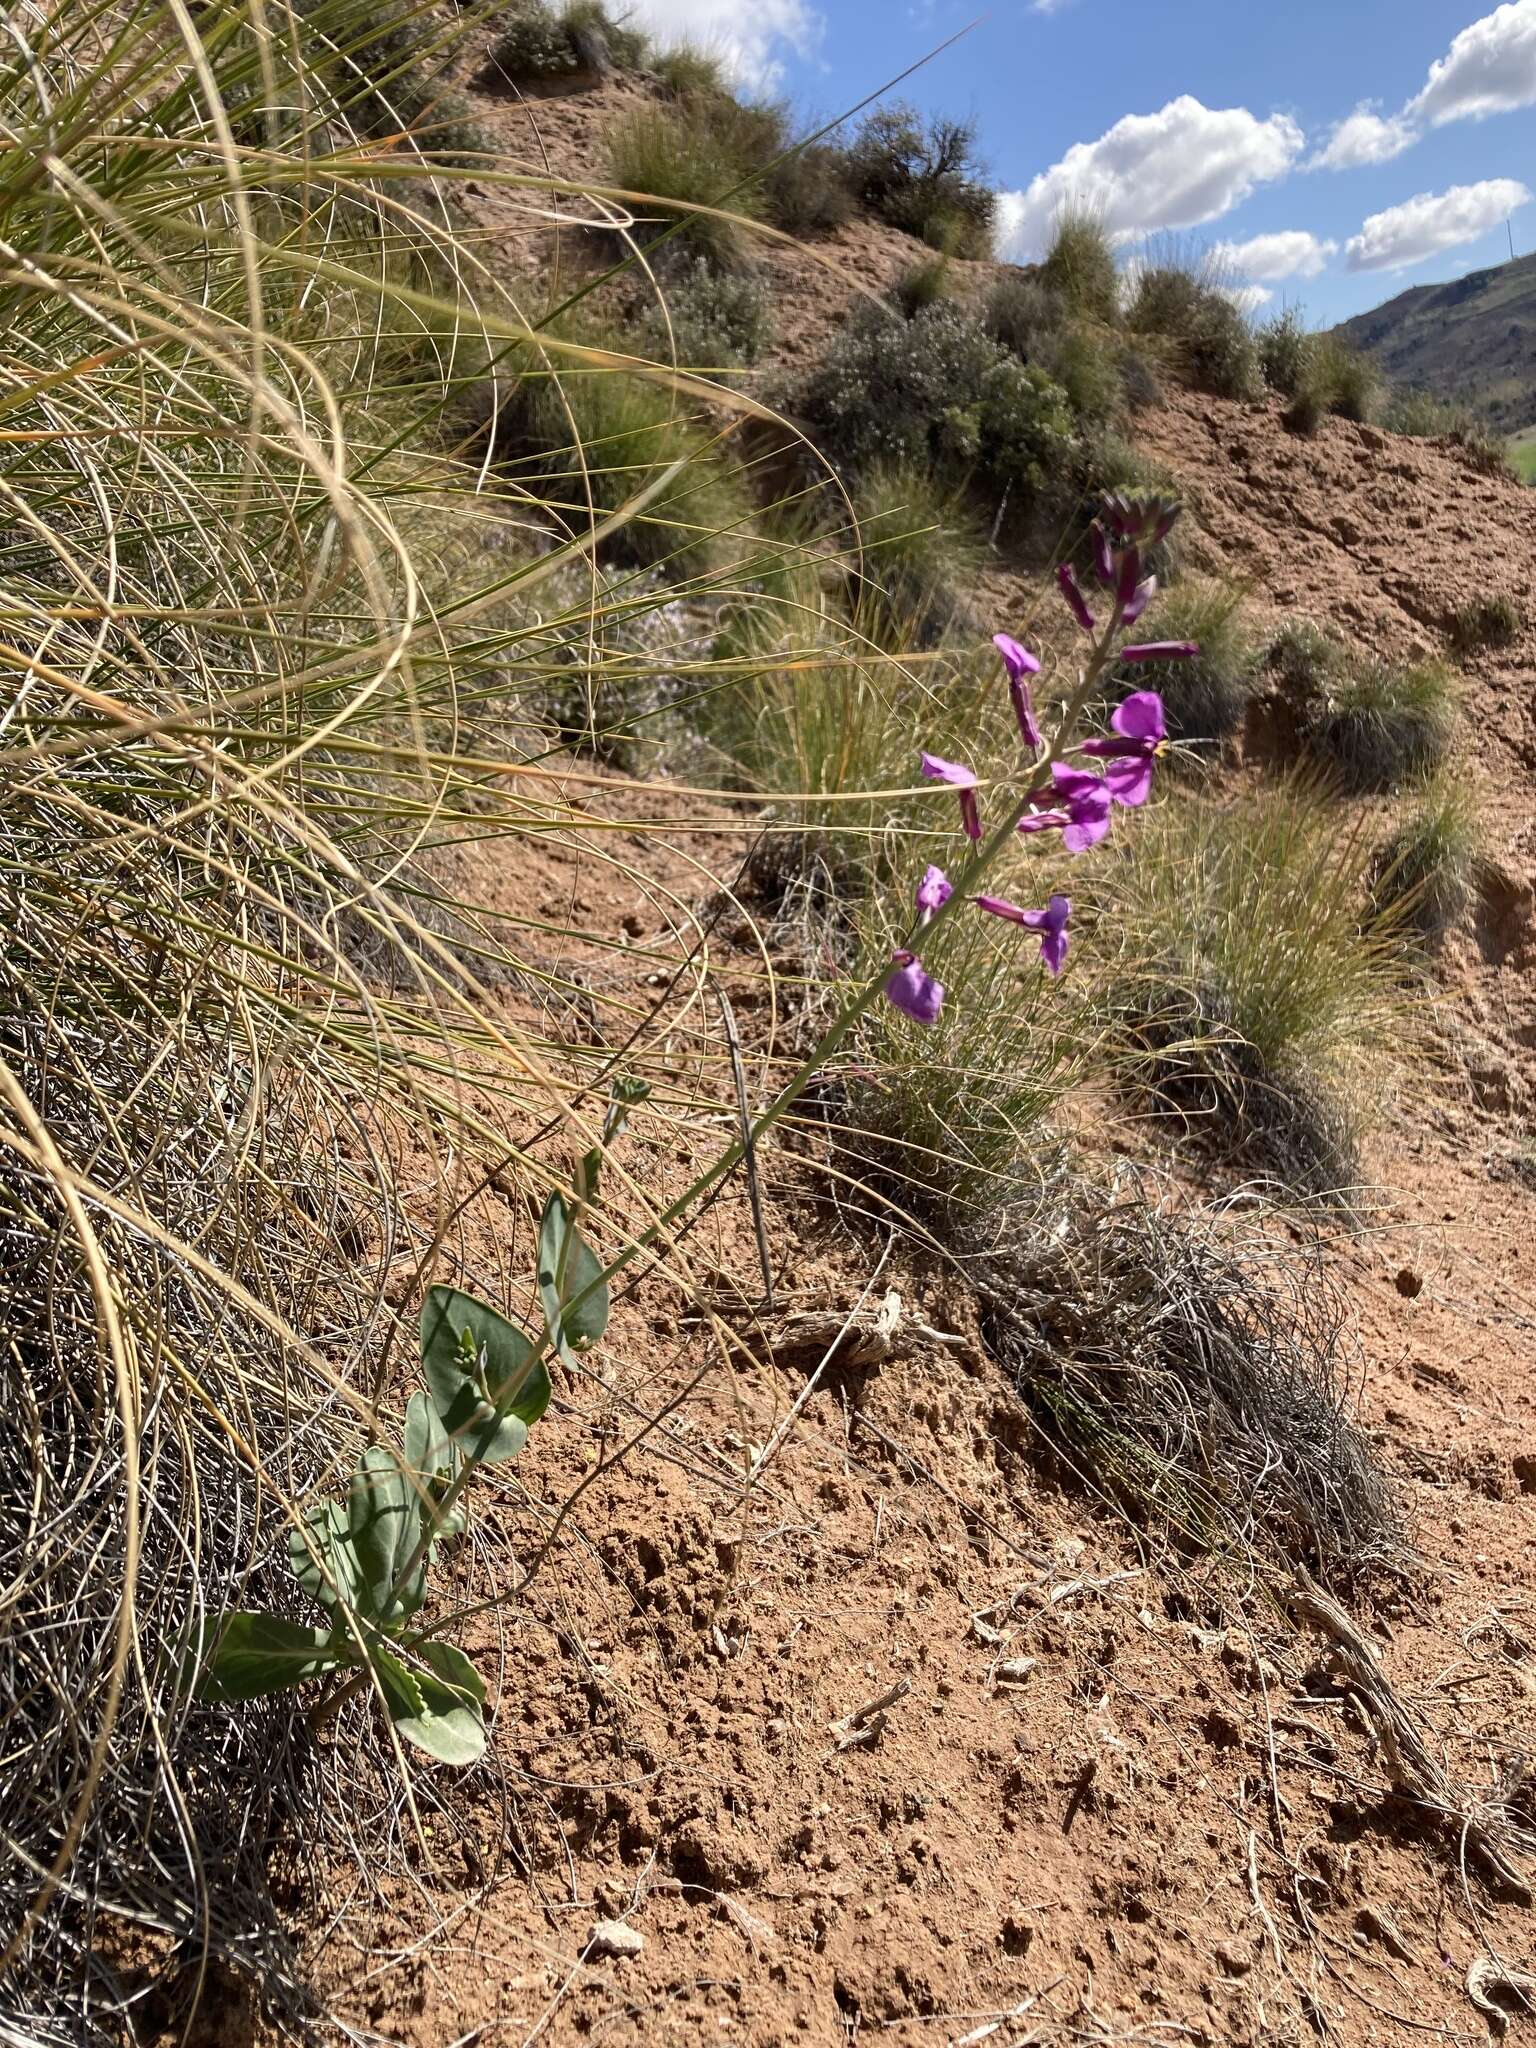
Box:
1208;229;1338;279
625;0;821;91
1345;177;1530;272
1217;284;1274;316
1410;0;1536;124
1309;103;1418;170
994;97;1305;262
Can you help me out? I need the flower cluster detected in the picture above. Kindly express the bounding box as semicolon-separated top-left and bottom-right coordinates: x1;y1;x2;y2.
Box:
885;498;1193;1027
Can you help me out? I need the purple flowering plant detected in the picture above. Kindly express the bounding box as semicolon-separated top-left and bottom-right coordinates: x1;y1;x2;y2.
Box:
885;496;1193;1027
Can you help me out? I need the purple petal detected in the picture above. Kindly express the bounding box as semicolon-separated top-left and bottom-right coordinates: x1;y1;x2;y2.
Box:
1121;642;1198;663
975;892;1032;926
920;751;977;789
1051;762;1107;804
1122;576;1157;627
1114;545;1142;608
1017;809;1067;837
1090;523;1115;586
959;787;982;842
1056;563;1095;634
977;892;1071;971
915;864;952;917
1062;807;1113;854
1110;690;1168;744
1104;754;1155;808
885;954;944;1026
1009;677;1044;752
992;632;1041;681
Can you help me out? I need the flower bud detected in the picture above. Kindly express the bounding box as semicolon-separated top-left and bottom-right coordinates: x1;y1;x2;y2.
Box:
1056;562;1095;634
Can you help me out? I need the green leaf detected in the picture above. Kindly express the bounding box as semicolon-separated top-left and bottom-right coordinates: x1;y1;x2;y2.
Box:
289;1498;363;1615
404;1388;451;1476
195;1611;351;1703
371;1640;486;1765
537;1194;609;1366
419;1286;551;1465
348;1444;425;1626
403;1390;466;1544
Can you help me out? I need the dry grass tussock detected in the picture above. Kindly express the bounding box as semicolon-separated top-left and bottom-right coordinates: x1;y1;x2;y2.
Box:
965;1167;1402;1590
0;3;814;2036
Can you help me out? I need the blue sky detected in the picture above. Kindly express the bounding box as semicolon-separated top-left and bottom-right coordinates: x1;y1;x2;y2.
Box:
631;0;1536;324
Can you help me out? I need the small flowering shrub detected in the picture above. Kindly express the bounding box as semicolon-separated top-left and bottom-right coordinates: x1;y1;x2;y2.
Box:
983;274;1066;359
639;257;773;366
981;274;1122;429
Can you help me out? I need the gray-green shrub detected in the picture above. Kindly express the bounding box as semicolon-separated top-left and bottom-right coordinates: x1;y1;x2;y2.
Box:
846;103;995;255
638;257;772;365
791;303;1076;511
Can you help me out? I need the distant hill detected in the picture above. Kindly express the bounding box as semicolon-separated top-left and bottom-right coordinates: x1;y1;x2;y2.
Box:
1333;252;1536;434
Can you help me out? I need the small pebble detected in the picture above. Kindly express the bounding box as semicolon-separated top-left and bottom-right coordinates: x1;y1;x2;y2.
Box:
587;1919;644;1961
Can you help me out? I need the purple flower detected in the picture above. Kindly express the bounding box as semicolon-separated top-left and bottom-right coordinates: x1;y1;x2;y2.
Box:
1080;691;1168;808
1018;762;1113;853
1121;641;1197;663
1090;523;1115;587
915;864;952;921
1122;575;1157;627
1101;493;1182;547
976;892;1072;976
1056;562;1095;635
993;632;1044;751
920;753;981;841
1114;545;1142;609
885;951;944;1026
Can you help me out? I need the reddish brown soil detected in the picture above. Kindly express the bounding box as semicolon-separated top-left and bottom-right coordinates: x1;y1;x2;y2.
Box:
257;58;1536;2048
